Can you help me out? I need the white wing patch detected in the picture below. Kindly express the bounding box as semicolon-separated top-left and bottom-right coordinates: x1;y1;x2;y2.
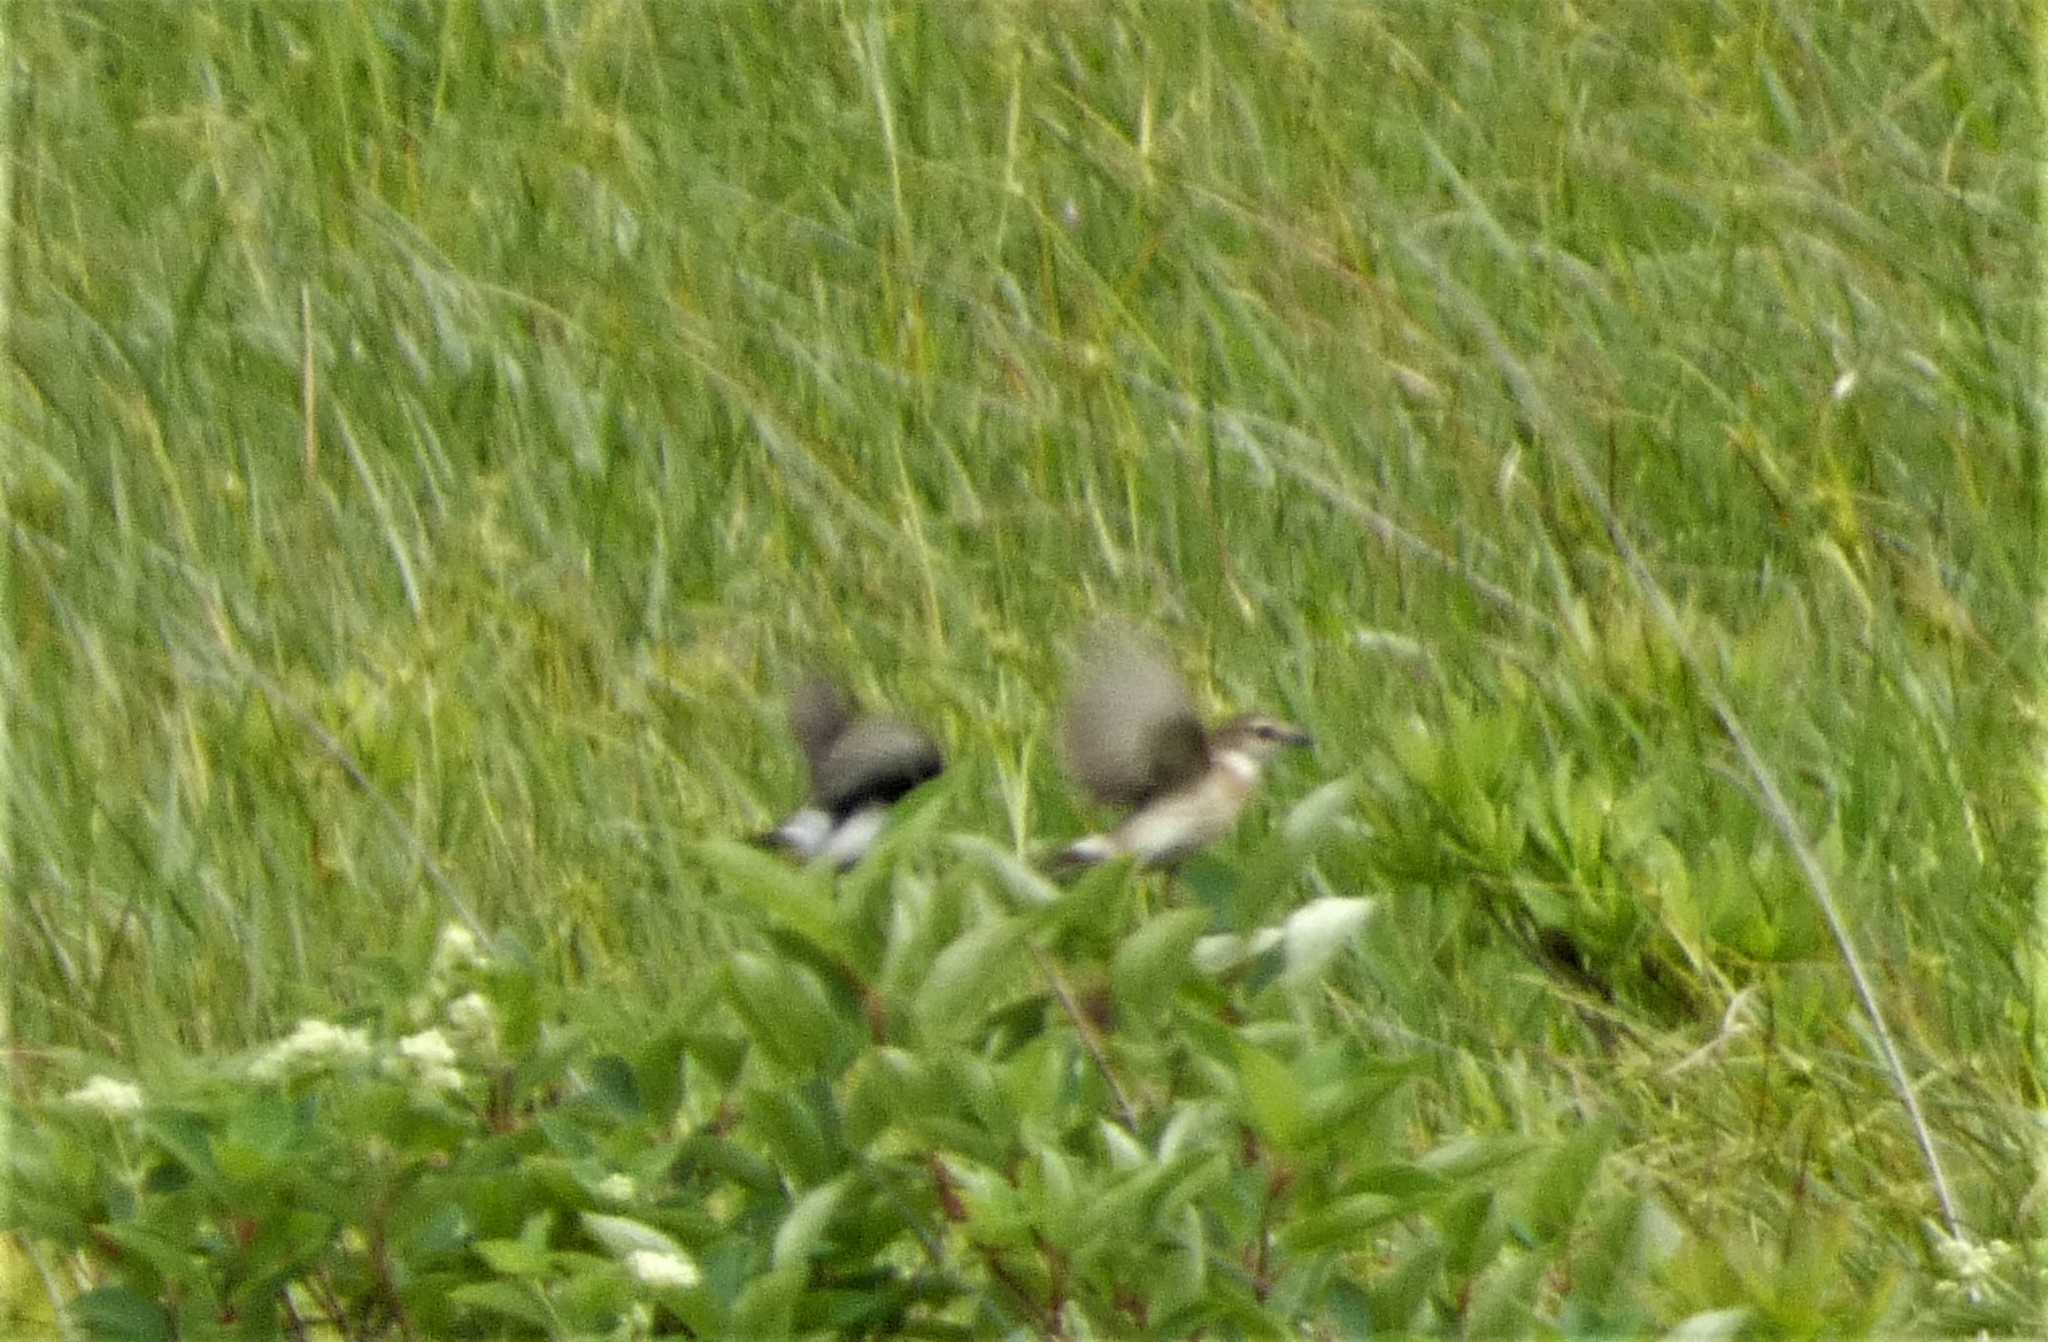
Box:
819;806;886;870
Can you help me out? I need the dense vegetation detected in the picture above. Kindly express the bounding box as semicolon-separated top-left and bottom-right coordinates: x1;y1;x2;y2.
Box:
6;0;2037;1335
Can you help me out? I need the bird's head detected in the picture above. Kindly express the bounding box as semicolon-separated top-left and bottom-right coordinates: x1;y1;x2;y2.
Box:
1210;714;1314;770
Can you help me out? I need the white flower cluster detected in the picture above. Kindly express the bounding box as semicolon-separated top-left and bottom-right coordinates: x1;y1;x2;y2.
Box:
597;1173;638;1203
64;1075;144;1117
247;926;503;1102
1930;1225;2014;1298
387;1028;465;1093
445;991;500;1058
251;1019;373;1082
624;1248;700;1290
431;922;490;987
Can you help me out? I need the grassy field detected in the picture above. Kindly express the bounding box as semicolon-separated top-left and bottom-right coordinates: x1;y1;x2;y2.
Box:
6;0;2039;1333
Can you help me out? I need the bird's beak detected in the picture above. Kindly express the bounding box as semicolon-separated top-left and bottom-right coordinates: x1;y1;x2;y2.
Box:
1282;725;1315;750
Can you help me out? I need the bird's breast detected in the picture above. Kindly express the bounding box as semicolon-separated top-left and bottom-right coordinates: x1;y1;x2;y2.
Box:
1114;770;1252;865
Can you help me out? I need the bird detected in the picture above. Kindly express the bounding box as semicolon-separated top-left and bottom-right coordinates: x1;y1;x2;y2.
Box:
1051;627;1312;872
754;675;945;870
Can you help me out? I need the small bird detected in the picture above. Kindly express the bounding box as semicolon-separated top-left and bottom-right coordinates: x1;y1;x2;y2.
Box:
755;675;945;870
1052;627;1312;871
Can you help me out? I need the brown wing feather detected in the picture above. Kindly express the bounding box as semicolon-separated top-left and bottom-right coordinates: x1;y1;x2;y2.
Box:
1060;626;1210;810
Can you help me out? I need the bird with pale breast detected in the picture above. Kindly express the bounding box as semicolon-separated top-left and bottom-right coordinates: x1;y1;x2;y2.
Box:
1052;628;1312;872
754;675;945;870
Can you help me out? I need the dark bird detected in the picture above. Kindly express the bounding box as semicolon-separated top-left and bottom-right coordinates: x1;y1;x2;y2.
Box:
756;675;945;869
1053;627;1312;871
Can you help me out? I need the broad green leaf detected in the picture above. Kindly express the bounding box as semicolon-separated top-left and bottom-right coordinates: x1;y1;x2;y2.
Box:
949;834;1063;910
844;776;954;878
448;1280;550;1329
538;1112;599;1160
948;1160;1031;1246
742;1084;840;1187
632;1027;692;1121
141;1112;217;1186
1281;774;1362;848
1343;1161;1449;1200
731;1264;804;1337
1525;1115;1615;1242
581;1212;687;1260
1112;908;1210;1018
1418;1135;1536;1180
1233;1042;1307;1149
1368;1238;1442;1333
1570;1194;1680;1314
772;1174;848;1269
693;840;853;963
1098;1119;1147;1171
69;1285;174;1342
723;952;852;1074
588;1054;643;1116
1278;1193;1402;1254
90;1223;189;1291
1318;1275;1377;1339
913;915;1025;1039
678;1030;747;1086
475;1236;552;1278
1463;1248;1550;1339
1437;1188;1507;1279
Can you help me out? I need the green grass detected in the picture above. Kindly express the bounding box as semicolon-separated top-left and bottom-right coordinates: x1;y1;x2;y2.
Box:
6;0;2038;1331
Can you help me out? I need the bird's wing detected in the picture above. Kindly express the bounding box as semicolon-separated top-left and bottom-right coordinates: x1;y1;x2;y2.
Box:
1060;627;1210;809
812;717;945;816
787;676;856;777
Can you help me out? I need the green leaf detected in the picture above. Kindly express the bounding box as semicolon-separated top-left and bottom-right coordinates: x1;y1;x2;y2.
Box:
1278;1193;1402;1254
949;834;1063;910
1419;1135;1536;1181
632;1027;692;1121
69;1285;174;1342
1570;1195;1680;1314
913;915;1026;1040
678;1030;747;1086
581;1212;687;1260
742;1084;840;1186
772;1174;849;1269
1437;1188;1507;1279
475;1236;552;1278
90;1223;189;1292
1524;1115;1615;1242
724;952;853;1074
1281;774;1362;848
843;775;954;880
141;1112;216;1186
1112;908;1210;1019
1041;856;1137;953
1233;1042;1307;1149
1462;1248;1549;1338
731;1263;804;1336
1367;1237;1442;1333
538;1112;599;1160
588;1054;643;1117
448;1279;550;1329
693;840;854;963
